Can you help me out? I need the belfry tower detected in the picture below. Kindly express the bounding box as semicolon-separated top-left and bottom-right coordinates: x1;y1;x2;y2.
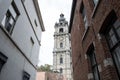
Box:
53;13;72;80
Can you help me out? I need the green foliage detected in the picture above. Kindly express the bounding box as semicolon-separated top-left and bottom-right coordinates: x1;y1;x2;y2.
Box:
37;64;53;72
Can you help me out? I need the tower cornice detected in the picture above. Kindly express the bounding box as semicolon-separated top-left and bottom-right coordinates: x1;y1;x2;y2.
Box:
54;33;69;37
53;49;71;53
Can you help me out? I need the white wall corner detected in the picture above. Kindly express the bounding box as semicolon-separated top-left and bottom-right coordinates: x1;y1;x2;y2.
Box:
103;58;113;67
88;73;93;80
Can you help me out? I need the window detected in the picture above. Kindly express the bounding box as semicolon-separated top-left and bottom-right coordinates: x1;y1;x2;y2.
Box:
34;19;38;27
60;56;63;64
60;42;63;48
80;2;88;29
93;0;99;6
30;37;34;45
1;1;19;34
0;52;7;72
88;47;100;80
59;28;63;33
105;19;120;76
21;0;26;2
23;71;30;80
60;68;63;73
60;23;62;25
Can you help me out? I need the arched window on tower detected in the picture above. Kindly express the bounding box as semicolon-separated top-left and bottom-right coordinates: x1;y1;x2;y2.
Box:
60;68;63;73
59;28;63;33
60;56;63;64
60;42;63;48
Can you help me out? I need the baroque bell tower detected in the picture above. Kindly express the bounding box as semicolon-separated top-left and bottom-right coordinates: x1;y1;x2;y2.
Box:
53;13;72;80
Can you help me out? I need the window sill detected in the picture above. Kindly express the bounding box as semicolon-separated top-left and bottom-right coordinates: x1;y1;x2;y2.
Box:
0;26;12;37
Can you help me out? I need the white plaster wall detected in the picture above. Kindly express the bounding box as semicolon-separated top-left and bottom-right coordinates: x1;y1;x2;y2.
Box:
0;0;43;80
11;0;42;66
0;29;37;80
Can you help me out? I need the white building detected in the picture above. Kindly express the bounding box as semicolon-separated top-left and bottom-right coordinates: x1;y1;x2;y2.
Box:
53;14;72;80
0;0;45;80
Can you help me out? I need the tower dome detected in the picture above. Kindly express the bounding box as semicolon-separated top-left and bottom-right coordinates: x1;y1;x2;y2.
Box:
59;13;65;22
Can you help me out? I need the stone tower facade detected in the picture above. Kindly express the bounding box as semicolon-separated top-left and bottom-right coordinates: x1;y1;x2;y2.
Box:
53;14;72;80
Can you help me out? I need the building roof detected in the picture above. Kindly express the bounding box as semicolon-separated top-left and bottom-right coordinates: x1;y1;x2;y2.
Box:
69;0;77;33
33;0;45;31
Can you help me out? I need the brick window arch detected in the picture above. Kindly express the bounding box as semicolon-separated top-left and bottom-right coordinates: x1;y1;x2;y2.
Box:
86;44;100;80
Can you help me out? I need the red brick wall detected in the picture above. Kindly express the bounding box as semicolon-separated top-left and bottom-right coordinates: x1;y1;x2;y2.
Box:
70;0;120;80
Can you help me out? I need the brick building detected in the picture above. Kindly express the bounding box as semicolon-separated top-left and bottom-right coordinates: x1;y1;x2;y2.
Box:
69;0;120;80
36;72;66;80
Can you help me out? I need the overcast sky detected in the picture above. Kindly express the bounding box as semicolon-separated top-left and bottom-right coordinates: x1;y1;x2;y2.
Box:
38;0;72;66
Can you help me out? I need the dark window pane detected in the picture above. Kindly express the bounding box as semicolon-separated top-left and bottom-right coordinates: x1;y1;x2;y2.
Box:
34;20;38;27
110;35;117;46
23;71;30;80
89;51;96;66
114;20;120;38
88;49;100;80
60;68;63;73
113;47;120;74
5;23;12;32
60;57;63;64
59;28;63;32
93;67;99;80
60;43;63;48
0;52;7;72
82;7;85;18
106;29;118;48
116;27;120;37
0;59;4;71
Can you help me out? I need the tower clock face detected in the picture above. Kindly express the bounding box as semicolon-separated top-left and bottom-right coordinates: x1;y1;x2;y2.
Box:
59;37;64;41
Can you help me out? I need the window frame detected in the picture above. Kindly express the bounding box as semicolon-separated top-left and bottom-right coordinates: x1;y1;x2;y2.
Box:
0;52;8;72
34;19;38;27
60;57;63;64
105;19;120;77
60;68;63;73
60;42;63;48
30;37;34;45
1;1;20;34
87;46;100;80
59;28;63;33
23;71;30;80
